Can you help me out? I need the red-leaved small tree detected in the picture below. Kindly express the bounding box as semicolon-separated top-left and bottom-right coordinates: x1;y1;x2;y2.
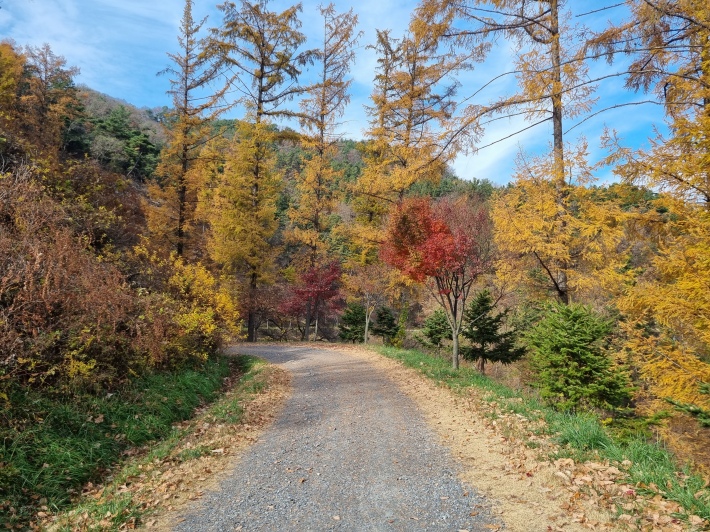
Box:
280;261;343;341
381;195;493;368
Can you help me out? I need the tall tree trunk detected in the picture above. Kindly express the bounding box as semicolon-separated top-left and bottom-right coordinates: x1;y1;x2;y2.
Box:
364;305;373;344
247;270;258;342
176;143;188;257
702;29;710;209
549;0;569;305
452;328;460;370
304;299;312;341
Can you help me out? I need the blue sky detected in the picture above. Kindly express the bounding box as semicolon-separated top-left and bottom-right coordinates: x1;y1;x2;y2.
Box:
1;0;666;184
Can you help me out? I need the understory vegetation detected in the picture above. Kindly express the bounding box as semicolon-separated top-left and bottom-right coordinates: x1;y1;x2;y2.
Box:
374;345;710;523
41;355;274;532
2;0;709;527
0;357;235;528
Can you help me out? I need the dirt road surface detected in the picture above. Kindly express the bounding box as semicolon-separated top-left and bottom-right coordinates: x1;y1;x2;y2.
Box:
161;344;618;531
173;345;500;531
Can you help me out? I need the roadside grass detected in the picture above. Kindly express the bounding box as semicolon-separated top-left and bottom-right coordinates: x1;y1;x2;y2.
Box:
46;355;271;531
374;346;710;522
0;356;261;530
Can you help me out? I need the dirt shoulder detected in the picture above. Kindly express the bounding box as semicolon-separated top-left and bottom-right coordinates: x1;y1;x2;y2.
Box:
336;345;710;531
44;362;291;531
146;365;292;531
142;364;292;531
332;345;615;531
47;344;706;531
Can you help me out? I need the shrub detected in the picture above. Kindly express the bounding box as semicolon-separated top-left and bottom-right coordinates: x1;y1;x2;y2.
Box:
133;253;240;369
418;309;450;350
339;303;366;343
460;290;525;373
525;302;632;412
371;306;400;346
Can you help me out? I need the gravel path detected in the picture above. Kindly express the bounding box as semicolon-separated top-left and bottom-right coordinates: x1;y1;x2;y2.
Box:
174;345;500;531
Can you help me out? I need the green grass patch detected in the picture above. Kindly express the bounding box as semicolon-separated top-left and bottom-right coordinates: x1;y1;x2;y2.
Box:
373;345;710;520
45;354;269;531
547;412;613;452
0;357;233;529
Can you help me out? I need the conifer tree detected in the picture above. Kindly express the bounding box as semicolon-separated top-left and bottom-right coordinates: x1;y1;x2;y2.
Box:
291;3;359;261
460;290;524;374
288;3;359;340
351;17;471;256
208;0;315;341
338;302;366;343
359;26;462;202
413;0;624;305
420;309;450;351
207;120;280;341
586;1;710;417
526;302;631;412
491;146;628;304
151;0;227;259
371;306;400;346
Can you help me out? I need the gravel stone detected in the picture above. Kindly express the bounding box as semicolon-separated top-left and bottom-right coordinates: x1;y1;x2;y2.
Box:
174;345;501;531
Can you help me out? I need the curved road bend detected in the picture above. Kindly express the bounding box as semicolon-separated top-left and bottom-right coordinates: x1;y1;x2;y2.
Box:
174;345;501;531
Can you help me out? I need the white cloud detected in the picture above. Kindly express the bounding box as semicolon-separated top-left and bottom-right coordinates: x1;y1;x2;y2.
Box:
0;0;670;184
1;0;183;107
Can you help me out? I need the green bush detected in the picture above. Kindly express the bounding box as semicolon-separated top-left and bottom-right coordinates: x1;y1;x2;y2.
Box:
418;309;450;350
460;290;525;373
371;307;400;346
339;303;366;343
525;302;631;412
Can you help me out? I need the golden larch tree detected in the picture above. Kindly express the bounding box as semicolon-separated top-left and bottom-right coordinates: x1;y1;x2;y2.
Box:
589;0;710;412
207;0;315;341
287;3;360;340
149;0;228;260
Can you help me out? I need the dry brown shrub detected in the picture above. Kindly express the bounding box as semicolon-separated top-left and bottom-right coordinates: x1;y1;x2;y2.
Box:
0;166;139;389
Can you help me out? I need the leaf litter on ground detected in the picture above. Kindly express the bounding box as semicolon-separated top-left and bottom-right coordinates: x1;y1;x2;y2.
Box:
39;344;710;531
41;360;291;531
344;345;710;531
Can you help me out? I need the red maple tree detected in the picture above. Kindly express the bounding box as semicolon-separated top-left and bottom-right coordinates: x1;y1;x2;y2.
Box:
280;261;343;341
381;195;493;368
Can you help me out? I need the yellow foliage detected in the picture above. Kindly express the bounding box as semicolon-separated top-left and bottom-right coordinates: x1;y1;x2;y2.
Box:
349;24;463;254
598;3;710;409
206;120;280;284
64;354;97;381
616;204;710;409
0;42;24;120
491;144;629;304
168;258;241;336
286;142;341;264
622;316;710;410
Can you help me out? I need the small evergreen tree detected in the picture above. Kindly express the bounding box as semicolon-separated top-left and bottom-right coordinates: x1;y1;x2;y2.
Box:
419;309;450;351
392;305;408;348
460;290;525;374
339;303;366;343
666;383;710;428
525;302;632;412
371;306;400;346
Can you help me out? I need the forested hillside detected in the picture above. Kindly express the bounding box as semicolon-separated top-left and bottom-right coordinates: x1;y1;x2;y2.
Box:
1;0;709;525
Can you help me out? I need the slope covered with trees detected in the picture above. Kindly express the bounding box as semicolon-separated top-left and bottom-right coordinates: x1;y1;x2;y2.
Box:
2;0;710;524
